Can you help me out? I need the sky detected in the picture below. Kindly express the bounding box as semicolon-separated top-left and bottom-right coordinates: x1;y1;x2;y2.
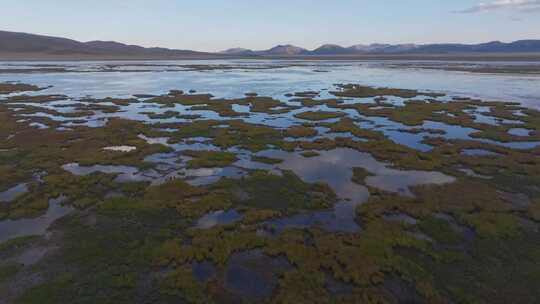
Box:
1;0;540;52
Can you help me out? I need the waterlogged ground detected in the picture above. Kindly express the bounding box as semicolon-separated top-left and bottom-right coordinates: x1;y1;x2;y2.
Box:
1;60;540;109
0;61;540;303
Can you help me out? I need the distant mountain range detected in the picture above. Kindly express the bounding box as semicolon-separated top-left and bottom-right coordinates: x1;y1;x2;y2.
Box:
1;30;540;60
222;41;540;56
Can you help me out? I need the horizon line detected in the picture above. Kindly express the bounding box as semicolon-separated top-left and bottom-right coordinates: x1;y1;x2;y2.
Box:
3;29;540;53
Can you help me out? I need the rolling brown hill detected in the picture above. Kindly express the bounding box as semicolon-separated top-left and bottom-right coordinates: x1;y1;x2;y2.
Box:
0;30;223;60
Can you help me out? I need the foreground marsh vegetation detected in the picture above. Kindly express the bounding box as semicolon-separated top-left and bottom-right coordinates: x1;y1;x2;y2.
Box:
0;80;539;303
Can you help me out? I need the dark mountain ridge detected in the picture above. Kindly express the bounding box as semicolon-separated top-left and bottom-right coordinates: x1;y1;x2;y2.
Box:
0;30;217;59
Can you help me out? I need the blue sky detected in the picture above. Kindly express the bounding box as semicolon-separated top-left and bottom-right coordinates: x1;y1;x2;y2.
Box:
2;0;539;51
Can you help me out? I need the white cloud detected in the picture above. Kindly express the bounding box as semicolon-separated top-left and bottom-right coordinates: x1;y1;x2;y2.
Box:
456;0;540;13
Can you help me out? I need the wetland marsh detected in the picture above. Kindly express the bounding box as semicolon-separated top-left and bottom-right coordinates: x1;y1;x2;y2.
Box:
0;60;539;303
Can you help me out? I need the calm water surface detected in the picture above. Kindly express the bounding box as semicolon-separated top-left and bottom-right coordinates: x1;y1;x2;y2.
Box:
1;60;539;108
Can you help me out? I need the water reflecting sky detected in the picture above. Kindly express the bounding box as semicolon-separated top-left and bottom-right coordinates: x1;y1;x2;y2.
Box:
1;60;539;109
